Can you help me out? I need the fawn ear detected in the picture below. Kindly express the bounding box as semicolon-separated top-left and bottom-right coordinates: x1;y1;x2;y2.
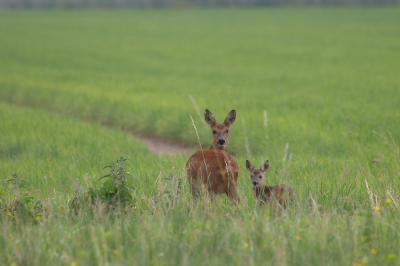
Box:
246;160;254;172
260;160;269;172
224;110;236;126
204;109;217;127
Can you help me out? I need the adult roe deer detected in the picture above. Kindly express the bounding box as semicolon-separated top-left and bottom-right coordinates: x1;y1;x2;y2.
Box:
246;159;294;211
186;109;239;204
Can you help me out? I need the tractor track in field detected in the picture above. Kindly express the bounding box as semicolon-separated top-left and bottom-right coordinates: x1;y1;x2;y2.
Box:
3;100;197;155
136;134;196;155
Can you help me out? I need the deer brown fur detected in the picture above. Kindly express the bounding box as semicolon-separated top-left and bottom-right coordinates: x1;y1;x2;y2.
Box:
246;159;294;210
186;109;239;204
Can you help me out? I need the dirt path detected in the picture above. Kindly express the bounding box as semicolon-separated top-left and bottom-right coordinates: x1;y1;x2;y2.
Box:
3;100;197;155
5;100;198;155
138;135;197;155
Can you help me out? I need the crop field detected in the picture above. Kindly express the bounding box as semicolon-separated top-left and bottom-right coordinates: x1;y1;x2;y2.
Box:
1;7;400;266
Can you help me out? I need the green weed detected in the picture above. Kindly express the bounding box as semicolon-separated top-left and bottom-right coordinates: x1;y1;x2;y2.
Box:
85;156;145;212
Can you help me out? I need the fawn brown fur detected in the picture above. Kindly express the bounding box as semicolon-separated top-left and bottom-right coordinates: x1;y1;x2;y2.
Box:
186;109;239;204
246;159;294;210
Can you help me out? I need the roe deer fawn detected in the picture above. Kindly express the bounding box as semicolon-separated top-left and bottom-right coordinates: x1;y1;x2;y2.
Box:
186;109;239;204
246;159;294;211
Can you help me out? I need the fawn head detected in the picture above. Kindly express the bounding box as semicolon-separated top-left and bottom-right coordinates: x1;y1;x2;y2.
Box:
245;159;269;188
204;109;236;150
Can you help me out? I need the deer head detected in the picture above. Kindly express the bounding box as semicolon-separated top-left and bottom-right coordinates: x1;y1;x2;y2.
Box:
204;109;236;150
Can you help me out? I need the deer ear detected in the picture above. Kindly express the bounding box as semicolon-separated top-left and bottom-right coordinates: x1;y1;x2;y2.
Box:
224;110;236;126
260;160;269;172
246;160;254;172
204;109;217;127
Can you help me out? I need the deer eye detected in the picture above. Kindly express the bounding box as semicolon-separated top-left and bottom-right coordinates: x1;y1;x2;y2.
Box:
259;176;262;179
225;129;229;133
212;130;217;134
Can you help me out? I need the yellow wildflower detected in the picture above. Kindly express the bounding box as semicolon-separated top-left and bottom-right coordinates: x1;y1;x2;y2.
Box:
296;235;301;240
70;262;77;266
113;250;119;255
371;248;377;255
8;233;13;238
10;263;17;266
374;206;380;211
352;262;361;266
361;258;367;264
386;198;391;203
243;243;249;248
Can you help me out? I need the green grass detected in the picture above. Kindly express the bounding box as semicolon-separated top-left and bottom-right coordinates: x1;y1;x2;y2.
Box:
0;7;400;266
1;102;399;266
0;8;399;157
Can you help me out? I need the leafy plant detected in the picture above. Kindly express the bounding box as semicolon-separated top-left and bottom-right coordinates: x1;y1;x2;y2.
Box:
85;156;145;212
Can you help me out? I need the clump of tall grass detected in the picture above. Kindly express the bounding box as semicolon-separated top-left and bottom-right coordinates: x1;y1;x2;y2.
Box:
372;130;400;164
0;173;44;224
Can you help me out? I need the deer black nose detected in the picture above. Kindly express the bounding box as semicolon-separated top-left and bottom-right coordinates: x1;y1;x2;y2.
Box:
252;181;258;186
217;139;225;145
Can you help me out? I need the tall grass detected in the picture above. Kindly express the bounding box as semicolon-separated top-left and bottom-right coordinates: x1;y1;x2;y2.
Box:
1;102;399;265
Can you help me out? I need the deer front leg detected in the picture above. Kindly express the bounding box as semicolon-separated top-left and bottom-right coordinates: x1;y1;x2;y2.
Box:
226;177;240;205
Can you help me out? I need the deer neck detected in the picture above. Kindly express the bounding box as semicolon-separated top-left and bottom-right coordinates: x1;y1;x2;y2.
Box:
209;143;225;151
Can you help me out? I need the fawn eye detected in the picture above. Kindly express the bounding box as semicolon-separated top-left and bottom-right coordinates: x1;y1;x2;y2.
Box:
212;130;217;134
225;129;229;133
259;176;262;179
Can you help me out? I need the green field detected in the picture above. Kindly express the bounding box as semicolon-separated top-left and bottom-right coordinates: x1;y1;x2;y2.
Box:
1;8;400;266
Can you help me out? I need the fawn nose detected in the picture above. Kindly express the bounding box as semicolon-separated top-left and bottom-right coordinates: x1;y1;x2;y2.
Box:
252;181;258;186
217;139;225;145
